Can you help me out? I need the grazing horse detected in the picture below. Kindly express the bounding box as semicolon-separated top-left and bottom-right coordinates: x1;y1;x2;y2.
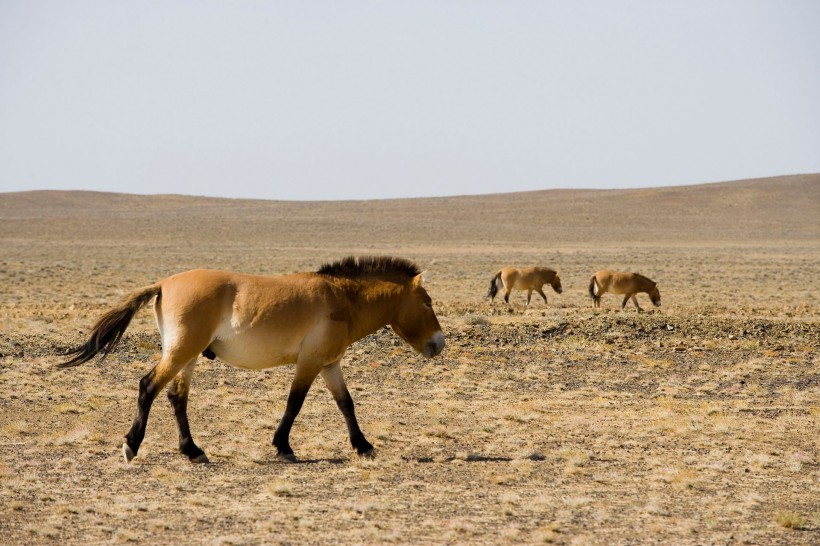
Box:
487;267;563;305
60;256;445;464
589;270;661;311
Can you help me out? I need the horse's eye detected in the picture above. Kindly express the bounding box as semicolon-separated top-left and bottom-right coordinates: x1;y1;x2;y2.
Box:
424;302;433;309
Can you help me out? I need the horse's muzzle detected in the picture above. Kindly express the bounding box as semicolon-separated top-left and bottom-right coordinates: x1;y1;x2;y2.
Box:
422;331;445;358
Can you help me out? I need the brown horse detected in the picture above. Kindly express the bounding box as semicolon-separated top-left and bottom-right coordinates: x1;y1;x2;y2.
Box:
589;270;661;311
60;256;445;463
487;267;563;305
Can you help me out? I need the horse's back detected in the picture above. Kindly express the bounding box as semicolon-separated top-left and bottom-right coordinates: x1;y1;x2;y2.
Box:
160;269;330;304
507;267;554;289
593;270;654;294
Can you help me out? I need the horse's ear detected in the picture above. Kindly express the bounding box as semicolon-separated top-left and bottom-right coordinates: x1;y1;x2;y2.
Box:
413;271;428;287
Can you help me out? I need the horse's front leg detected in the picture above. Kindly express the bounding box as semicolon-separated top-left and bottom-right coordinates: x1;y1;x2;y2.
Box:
273;361;322;462
621;294;632;310
321;361;374;457
631;295;643;312
537;287;548;305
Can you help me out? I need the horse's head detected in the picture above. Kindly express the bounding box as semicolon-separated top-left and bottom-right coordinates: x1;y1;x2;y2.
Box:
650;285;661;307
550;272;563;294
391;273;445;358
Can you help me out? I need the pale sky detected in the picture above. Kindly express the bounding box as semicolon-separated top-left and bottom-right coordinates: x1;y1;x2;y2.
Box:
1;1;818;200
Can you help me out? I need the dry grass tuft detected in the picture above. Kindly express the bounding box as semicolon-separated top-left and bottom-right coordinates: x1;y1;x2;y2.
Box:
1;419;31;435
265;479;295;498
774;510;808;530
53;402;86;414
464;313;490;327
558;449;590;468
53;424;92;445
531;522;561;543
669;468;700;490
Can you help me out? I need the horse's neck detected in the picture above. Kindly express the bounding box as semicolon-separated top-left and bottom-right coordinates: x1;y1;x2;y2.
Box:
344;279;403;342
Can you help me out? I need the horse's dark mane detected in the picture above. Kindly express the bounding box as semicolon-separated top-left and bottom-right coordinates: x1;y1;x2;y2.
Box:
632;272;656;285
317;256;420;280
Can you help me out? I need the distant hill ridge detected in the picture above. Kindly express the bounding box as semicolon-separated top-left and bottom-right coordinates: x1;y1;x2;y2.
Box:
1;174;818;245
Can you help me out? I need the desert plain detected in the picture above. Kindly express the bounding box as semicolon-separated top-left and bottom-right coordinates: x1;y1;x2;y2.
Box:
1;174;818;545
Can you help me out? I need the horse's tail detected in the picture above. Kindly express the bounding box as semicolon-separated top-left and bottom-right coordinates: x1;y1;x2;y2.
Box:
588;275;600;304
487;271;502;300
59;284;161;368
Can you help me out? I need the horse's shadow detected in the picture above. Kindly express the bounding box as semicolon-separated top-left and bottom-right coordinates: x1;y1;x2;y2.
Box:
250;453;534;465
402;453;546;463
409;455;512;463
273;455;520;465
287;457;349;465
192;452;545;467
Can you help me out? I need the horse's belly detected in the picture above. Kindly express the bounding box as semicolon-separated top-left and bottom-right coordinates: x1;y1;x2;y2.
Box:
210;330;299;370
512;279;530;290
608;279;635;294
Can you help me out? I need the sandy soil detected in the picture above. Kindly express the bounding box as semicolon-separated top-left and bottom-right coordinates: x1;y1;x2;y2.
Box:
1;174;818;544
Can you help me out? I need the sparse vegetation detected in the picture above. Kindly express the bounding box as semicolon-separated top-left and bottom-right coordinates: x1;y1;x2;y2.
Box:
1;177;818;544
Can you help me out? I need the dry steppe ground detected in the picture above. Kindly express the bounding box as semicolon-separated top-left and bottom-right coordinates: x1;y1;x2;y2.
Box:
1;174;819;545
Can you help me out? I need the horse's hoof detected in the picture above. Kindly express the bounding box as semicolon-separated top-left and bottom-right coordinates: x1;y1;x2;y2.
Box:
190;453;210;464
358;448;376;459
277;453;297;463
122;443;136;463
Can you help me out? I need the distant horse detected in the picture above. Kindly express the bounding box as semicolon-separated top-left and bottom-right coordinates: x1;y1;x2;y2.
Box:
589;270;661;311
60;256;445;464
487;267;563;305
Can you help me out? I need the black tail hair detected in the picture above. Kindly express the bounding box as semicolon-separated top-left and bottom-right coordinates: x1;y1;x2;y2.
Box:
59;285;160;368
487;272;502;300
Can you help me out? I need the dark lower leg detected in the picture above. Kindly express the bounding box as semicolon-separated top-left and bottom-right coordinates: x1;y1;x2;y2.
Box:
321;362;372;455
167;381;205;461
273;384;311;459
335;391;373;455
124;370;158;457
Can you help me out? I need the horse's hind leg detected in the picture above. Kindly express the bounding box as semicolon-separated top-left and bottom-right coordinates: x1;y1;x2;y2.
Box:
321;361;373;457
123;351;199;463
593;286;603;308
166;359;208;462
